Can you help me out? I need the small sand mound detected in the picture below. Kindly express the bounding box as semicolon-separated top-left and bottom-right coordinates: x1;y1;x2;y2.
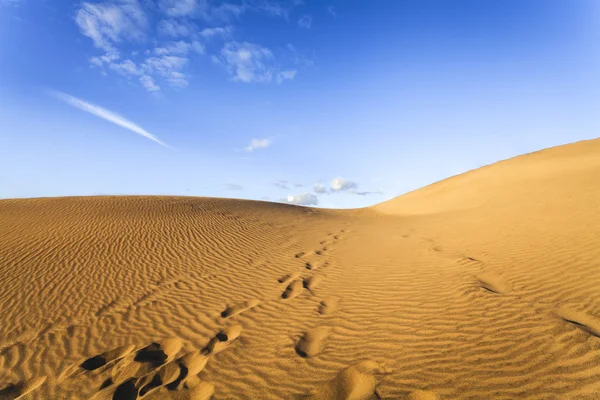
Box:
135;337;183;365
303;275;324;291
476;273;510;294
555;307;600;337
221;299;260;318
406;389;441;400
282;279;304;299
189;381;215;400
308;360;389;400
278;272;300;284
202;325;242;355
318;297;339;315
295;327;330;358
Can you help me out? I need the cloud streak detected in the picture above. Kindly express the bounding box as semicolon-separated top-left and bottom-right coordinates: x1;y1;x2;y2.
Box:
283;193;318;206
245;138;271;151
50;90;172;149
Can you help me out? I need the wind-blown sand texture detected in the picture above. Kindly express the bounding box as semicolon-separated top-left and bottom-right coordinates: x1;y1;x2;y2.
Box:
1;138;600;399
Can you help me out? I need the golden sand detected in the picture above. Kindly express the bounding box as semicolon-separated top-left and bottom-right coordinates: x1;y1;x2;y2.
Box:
1;138;600;399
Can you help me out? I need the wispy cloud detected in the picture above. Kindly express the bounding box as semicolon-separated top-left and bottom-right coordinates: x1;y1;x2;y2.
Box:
139;75;161;92
157;19;193;37
49;90;172;149
314;183;328;194
277;69;297;84
76;0;303;92
327;6;336;16
312;178;382;196
216;41;275;83
158;0;199;17
0;0;22;7
283;193;318;206
226;183;243;190
331;177;357;192
297;14;312;29
273;180;289;190
75;0;147;53
199;26;232;39
245;138;271;151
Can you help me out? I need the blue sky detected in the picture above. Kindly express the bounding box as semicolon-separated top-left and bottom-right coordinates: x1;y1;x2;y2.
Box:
1;0;599;208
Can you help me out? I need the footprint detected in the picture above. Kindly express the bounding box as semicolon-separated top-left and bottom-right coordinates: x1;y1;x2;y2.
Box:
202;325;242;356
407;390;441;400
295;252;306;258
318;298;339;316
295;327;329;358
306;261;328;271
189;381;215;400
282;280;304;299
111;354;152;384
166;351;210;390
307;360;390;399
110;378;138;400
138;361;182;397
315;250;323;256
555;307;600;337
278;272;300;284
82;345;136;371
476;273;510;294
59;345;136;381
0;376;46;400
221;299;260;318
303;276;323;291
135;337;183;365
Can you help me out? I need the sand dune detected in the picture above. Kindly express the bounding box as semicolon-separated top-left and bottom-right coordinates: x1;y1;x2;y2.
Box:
1;139;600;399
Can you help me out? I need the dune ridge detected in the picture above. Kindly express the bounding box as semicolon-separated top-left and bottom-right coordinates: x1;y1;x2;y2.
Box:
1;138;600;399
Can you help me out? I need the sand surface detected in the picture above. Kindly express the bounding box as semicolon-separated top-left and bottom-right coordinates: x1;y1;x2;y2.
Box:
1;139;600;399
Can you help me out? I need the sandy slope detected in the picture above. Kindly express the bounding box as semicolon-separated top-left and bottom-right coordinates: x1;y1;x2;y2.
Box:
1;138;600;399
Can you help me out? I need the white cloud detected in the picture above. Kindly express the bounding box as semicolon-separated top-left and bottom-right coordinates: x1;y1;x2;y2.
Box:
159;0;199;17
50;90;171;148
0;0;22;6
145;55;188;71
245;138;271;151
226;183;243;190
284;193;318;206
199;26;231;39
314;183;328;194
286;43;315;67
154;41;192;56
139;75;161;92
327;6;336;16
76;1;305;94
75;0;147;52
109;59;142;76
142;56;190;88
191;41;206;54
202;2;246;20
277;69;297;84
353;190;384;196
90;51;120;67
297;14;312;29
166;71;189;88
331;177;357;192
217;41;274;83
157;19;192;37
